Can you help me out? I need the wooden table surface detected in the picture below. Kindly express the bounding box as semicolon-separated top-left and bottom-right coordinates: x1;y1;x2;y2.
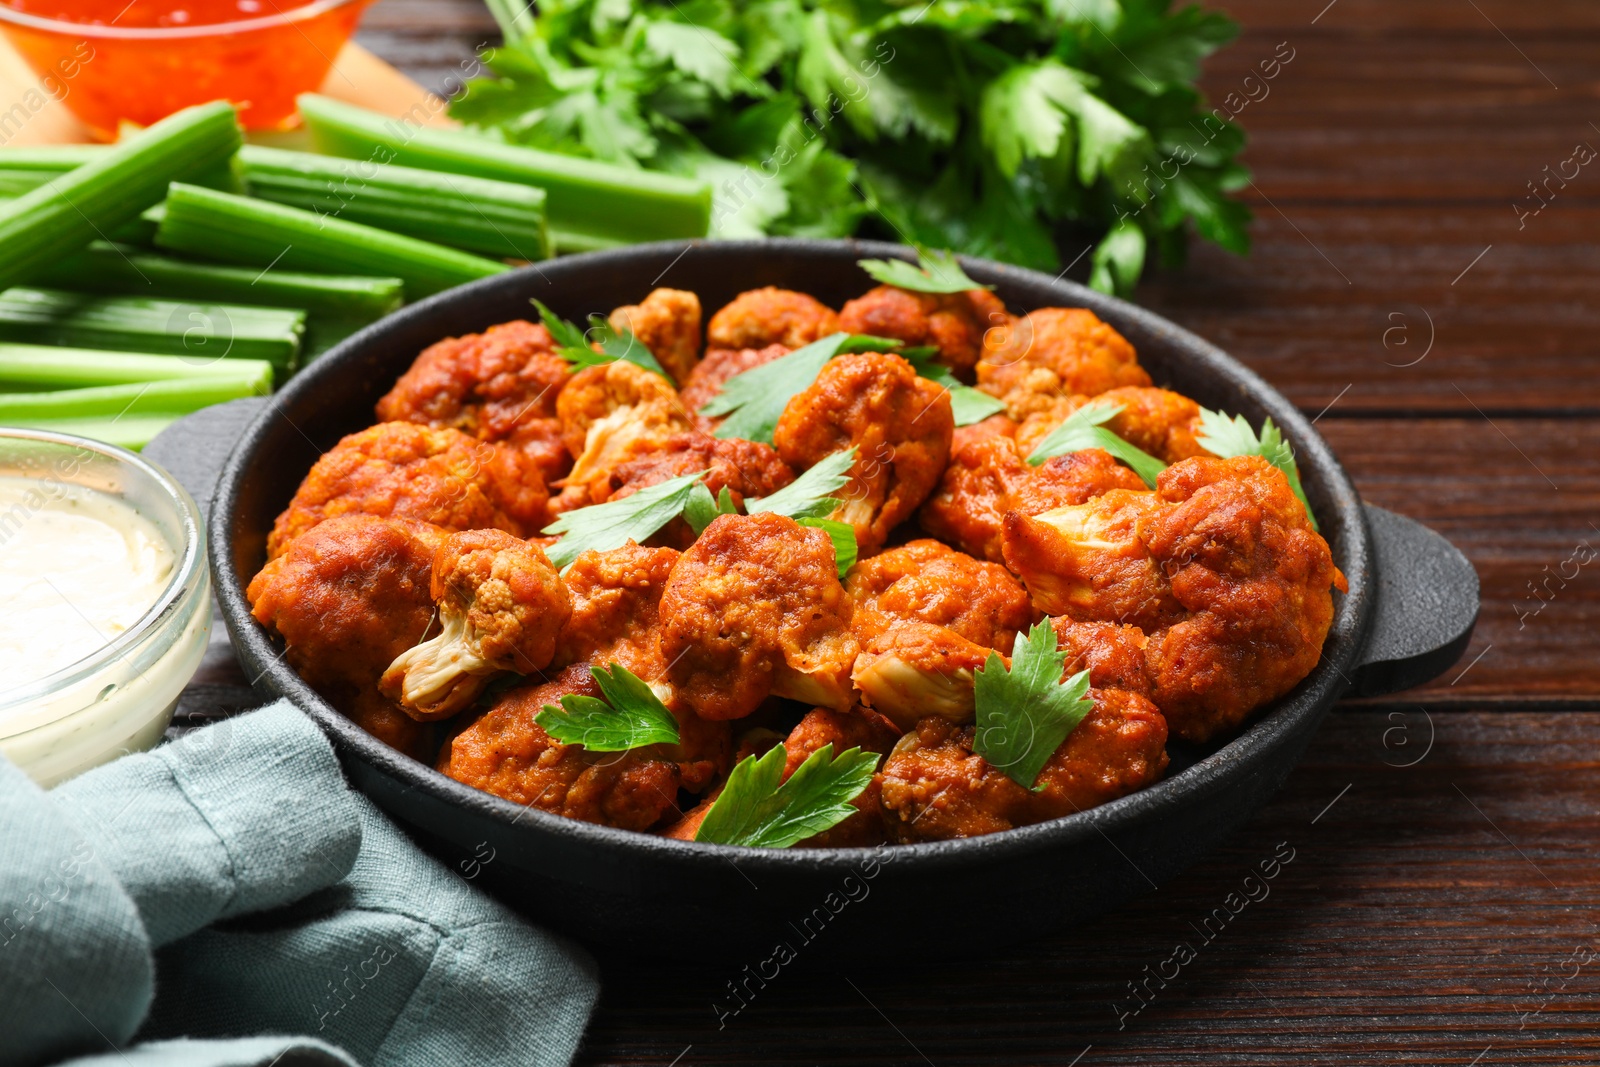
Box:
190;1;1600;1063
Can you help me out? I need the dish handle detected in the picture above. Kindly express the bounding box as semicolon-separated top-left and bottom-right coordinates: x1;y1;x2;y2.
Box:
1347;505;1479;698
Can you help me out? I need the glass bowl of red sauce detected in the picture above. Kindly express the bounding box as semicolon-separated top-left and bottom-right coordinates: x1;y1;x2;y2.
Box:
0;0;375;136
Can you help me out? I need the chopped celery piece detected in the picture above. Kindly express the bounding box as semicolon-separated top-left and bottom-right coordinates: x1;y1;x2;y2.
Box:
0;102;242;290
0;288;303;373
237;145;550;261
154;183;508;300
297;94;711;249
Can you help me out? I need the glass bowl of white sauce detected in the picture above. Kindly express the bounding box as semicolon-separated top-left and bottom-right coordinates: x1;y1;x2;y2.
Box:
0;429;211;785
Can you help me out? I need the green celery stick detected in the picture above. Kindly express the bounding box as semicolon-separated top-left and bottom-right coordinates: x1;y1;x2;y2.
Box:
154;183;508;300
0;288;303;373
296;94;711;249
237;145;550;261
0;103;242;289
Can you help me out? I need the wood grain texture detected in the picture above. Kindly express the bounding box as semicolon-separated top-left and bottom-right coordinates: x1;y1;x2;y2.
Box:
575;711;1600;1066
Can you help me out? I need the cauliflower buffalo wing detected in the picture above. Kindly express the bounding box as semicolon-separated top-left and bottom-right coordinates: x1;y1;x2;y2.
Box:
553;541;680;679
266;422;548;560
374;319;573;485
976;308;1151;421
1013;386;1212;463
919;435;1144;563
380;529;570;720
608;288;703;386
774;351;953;554
879;689;1169;842
838;285;1011;380
555;359;694;501
706;287;838;350
660;512;858;719
1004;456;1345;742
248;515;445;759
439;662;730;831
847;540;1034;729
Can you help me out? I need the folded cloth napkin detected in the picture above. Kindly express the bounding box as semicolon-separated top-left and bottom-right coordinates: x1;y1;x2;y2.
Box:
0;701;598;1067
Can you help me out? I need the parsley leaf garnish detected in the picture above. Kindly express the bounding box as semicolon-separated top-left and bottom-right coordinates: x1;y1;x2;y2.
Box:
1024;400;1167;487
694;742;880;848
898;347;1008;427
535;662;680;751
542;469;709;571
744;447;856;520
699;331;872;445
799;517;858;578
837;334;911;354
858;248;992;295
973;622;1094;790
1196;409;1318;531
531;298;671;382
683;483;737;535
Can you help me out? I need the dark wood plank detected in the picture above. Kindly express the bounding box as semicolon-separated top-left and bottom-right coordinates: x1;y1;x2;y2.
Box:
1320;418;1600;705
576;709;1600;1066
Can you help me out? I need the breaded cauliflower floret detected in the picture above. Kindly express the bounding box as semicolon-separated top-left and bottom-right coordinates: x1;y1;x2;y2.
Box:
1002;487;1185;631
608;288;703;387
381;529;571;721
553;542;680;680
1004;456;1346;743
659;512;859;720
1013;386;1211;463
266;422;548;560
976;308;1151;421
774;351;953;555
248;515;446;759
838;284;1011;380
555;359;693;501
1049;618;1153;697
375;319;573;485
878;689;1169;843
918;433;1143;563
847;540;1034;729
707;287;839;350
439;663;731;831
1141;456;1345;742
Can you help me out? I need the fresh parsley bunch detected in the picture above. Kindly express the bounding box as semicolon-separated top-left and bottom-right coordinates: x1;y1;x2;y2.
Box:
458;0;1249;295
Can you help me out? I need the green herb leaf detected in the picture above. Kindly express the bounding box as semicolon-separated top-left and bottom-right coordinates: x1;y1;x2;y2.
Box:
898;346;1007;427
1024;400;1167;487
535;662;681;751
699;331;856;444
1196;409;1318;531
1089;219;1148;298
683;482;738;535
799;517;858;578
836;334;910;354
744;447;856;520
695;742;879;848
973;622;1094;790
531;297;671;381
858;248;991;295
531;298;589;351
542;469;709;570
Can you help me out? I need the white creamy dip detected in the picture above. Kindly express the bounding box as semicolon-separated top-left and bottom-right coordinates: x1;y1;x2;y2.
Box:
0;475;176;690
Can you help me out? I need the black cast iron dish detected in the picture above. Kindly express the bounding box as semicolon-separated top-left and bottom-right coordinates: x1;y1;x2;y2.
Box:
198;239;1479;956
